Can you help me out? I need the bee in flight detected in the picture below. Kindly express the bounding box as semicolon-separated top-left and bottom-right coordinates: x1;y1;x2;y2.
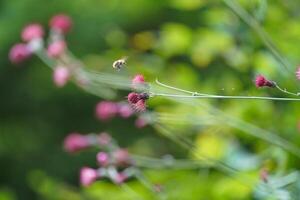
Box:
112;57;128;71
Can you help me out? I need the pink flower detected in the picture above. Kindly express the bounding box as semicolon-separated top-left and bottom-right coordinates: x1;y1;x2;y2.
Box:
296;67;300;80
80;167;98;186
127;92;140;104
255;75;275;88
114;173;127;184
113;149;131;166
9;43;31;64
135;116;147;128
133;100;146;112
127;93;148;112
21;23;44;42
98;132;112;146
96;152;109;167
132;74;145;89
47;40;66;58
63;133;90;153
53;66;70;87
132;74;145;84
95;101;118;121
118;103;134;118
49;14;72;34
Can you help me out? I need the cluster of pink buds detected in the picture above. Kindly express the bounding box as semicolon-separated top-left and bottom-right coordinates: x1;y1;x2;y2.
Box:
127;74;150;112
80;148;134;186
95;100;149;128
255;75;275;88
9;14;73;88
95;101;134;121
127;92;149;112
64;132;112;153
63;132;136;186
9;23;44;64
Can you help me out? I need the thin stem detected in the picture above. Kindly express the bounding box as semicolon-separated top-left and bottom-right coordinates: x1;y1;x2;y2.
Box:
155;80;300;157
132;154;205;170
35;49;56;69
155;79;210;96
134;170;165;200
162;96;300;158
274;82;300;96
153;92;300;101
154;79;300;101
154;124;259;189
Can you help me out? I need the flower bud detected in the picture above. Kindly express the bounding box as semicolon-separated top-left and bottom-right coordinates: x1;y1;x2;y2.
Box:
63;133;90;153
21;23;44;42
131;74;145;89
113;149;131;166
255;75;275;88
50;14;72;34
53;66;70;87
96;152;109;167
47;40;66;58
9;43;31;64
135;116;147;128
80;167;98;186
98;132;112;146
95;101;118;121
118;103;134;118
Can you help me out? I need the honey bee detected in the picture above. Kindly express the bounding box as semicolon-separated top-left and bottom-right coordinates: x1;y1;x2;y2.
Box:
112;57;127;71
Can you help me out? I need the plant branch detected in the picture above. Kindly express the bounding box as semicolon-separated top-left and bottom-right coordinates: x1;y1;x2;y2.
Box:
154;79;300;101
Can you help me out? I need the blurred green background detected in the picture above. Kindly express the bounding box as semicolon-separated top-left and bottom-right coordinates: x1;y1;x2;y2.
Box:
1;0;300;199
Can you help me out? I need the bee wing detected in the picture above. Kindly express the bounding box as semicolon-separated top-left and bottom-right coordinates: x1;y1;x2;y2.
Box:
112;60;118;67
121;56;128;63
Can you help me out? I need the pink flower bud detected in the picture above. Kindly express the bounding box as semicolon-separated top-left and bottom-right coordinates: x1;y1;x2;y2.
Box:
114;173;127;184
80;167;98;186
53;66;70;87
98;132;112;146
127;93;148;112
127;92;140;104
135;116;147;128
49;14;72;34
255;75;275;88
95;101;118;121
131;74;145;89
96;152;109;167
118;103;134;118
47;40;66;58
132;74;145;84
63;133;90;153
9;43;31;64
113;149;131;166
21;23;44;42
133;99;146;112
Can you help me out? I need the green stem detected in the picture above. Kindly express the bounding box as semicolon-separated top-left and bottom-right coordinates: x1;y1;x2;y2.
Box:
153;92;300;101
154;79;300;101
